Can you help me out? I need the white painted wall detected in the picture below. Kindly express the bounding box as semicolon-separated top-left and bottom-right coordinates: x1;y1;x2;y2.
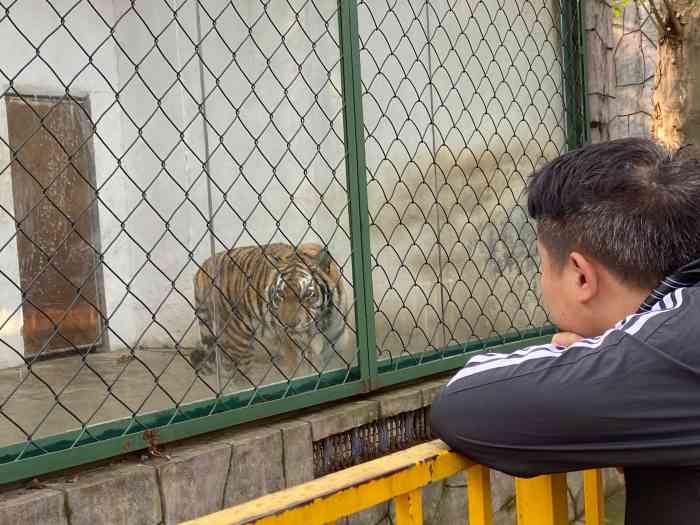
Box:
0;0;126;367
108;0;211;350
0;100;23;368
0;0;211;361
0;0;565;367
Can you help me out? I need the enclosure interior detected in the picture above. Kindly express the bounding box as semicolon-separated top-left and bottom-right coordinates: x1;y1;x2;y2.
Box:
0;0;566;453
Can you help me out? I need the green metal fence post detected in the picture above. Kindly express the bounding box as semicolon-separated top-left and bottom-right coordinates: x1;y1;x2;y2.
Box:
338;0;378;391
562;0;590;148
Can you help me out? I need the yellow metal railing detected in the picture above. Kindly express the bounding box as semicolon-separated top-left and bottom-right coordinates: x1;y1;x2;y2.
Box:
180;440;605;525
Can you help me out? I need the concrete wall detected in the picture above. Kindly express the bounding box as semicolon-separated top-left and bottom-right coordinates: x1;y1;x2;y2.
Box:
0;0;564;368
0;0;351;367
0;0;127;367
0;376;626;525
0;0;211;364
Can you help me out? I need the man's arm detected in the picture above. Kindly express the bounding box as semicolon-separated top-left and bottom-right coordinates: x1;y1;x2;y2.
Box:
430;300;700;477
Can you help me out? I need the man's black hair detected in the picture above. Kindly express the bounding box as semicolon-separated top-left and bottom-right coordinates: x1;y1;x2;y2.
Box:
527;137;700;288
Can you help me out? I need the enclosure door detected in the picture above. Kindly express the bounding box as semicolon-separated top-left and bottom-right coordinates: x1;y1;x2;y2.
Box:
6;95;104;356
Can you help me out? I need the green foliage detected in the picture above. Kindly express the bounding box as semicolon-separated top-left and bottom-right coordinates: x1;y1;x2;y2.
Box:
612;0;633;17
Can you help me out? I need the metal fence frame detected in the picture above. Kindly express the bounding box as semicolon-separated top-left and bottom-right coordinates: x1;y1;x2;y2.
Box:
0;0;588;485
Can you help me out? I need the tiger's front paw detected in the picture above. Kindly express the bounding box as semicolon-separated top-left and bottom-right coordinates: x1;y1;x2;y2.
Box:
190;348;217;375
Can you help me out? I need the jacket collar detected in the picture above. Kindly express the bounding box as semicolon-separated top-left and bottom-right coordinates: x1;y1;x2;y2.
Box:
638;258;700;312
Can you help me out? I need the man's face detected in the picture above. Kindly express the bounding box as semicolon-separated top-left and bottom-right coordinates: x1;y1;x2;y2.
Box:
537;240;591;337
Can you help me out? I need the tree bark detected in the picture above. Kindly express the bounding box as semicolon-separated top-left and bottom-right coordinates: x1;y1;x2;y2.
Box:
585;0;616;143
652;0;700;148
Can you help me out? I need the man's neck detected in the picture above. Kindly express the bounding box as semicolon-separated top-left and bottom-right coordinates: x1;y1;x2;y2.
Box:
589;278;651;336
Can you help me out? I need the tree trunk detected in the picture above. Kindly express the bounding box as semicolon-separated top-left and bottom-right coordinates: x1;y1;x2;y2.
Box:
652;1;700;148
585;0;616;143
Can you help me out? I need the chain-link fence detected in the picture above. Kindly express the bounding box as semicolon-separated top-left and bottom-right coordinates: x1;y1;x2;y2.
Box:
0;0;586;484
360;0;584;384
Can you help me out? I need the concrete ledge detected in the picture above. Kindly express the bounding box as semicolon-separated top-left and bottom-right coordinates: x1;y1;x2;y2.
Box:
0;488;68;525
224;427;285;506
55;464;161;525
157;443;232;524
419;378;448;406
369;385;423;417
302;400;380;440
273;419;314;487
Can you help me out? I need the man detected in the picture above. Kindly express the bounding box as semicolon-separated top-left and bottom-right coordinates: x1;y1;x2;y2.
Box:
430;138;700;524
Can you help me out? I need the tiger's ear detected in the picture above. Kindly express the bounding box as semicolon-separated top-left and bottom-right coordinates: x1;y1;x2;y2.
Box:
318;247;332;273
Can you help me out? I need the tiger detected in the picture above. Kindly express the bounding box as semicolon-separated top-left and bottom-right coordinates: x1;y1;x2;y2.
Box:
189;242;349;377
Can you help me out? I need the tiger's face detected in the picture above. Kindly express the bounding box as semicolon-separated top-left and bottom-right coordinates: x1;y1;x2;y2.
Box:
269;267;329;334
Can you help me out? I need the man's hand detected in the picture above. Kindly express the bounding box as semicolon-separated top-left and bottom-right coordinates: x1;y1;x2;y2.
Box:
551;331;585;347
552;332;625;476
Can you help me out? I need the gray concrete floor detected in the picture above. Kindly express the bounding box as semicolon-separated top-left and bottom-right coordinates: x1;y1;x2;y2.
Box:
0;348;352;448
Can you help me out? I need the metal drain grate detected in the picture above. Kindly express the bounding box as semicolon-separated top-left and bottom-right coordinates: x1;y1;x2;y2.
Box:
313;407;433;477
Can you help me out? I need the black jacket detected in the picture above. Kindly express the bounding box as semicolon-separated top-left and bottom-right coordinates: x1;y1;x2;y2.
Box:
431;259;700;524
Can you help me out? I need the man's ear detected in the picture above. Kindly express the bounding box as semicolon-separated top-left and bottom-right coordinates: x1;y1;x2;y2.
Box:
568;251;599;303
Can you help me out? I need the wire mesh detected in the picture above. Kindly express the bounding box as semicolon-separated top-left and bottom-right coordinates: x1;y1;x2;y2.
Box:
0;0;358;467
0;0;585;481
358;0;567;369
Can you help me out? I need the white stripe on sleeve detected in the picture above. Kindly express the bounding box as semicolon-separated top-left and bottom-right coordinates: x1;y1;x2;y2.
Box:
446;288;684;387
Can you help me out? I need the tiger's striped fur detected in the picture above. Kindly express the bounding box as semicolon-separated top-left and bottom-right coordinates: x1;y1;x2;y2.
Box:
190;243;349;376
